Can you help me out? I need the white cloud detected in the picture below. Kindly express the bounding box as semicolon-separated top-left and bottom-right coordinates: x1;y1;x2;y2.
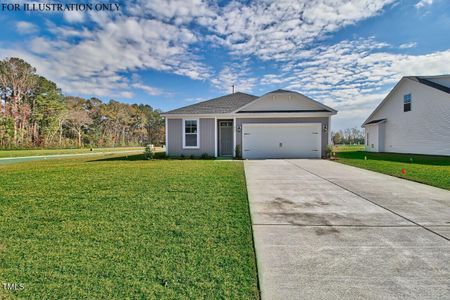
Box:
132;83;163;96
45;20;92;38
399;42;417;49
210;63;257;93
64;11;85;23
120;91;134;98
4;0;399;101
184;97;204;103
128;0;216;24
4;14;210;99
16;21;38;34
204;0;395;61
415;0;433;9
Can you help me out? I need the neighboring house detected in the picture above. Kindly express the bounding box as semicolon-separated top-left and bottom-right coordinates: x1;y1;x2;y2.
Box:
362;75;450;156
161;89;337;159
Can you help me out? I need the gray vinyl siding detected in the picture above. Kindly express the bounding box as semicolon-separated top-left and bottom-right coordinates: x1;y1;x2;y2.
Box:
378;123;386;152
167;118;215;156
236;117;330;157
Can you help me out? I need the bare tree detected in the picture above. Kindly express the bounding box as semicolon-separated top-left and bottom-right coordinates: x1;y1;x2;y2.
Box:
65;110;93;147
332;131;342;145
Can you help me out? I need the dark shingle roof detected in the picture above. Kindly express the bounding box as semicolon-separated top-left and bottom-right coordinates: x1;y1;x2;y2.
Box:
412;77;450;94
365;118;386;125
267;89;292;94
163;92;258;114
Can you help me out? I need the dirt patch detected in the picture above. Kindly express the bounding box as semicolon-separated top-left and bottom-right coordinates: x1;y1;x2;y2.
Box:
272;197;296;209
271;197;330;210
315;227;340;235
265;197;360;227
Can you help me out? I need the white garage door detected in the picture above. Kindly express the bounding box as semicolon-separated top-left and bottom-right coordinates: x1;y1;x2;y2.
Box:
242;123;322;159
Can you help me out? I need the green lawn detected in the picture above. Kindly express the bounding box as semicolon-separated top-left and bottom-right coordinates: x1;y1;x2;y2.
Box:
335;149;450;190
0;155;259;299
0;147;144;158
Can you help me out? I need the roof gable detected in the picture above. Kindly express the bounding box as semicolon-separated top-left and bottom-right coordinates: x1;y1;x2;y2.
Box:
362;78;406;126
163;89;337;116
236;89;337;114
362;76;450;126
163;92;257;115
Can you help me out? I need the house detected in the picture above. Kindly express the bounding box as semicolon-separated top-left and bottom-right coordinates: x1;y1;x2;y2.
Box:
161;89;337;159
362;75;450;156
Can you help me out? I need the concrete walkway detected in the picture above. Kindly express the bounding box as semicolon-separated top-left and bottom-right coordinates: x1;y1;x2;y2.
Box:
244;159;450;300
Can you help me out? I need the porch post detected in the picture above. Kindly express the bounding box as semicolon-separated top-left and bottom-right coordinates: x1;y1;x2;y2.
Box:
165;117;168;156
214;117;218;157
233;117;236;158
328;116;331;145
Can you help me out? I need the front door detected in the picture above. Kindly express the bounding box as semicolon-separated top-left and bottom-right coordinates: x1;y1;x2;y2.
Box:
219;121;233;156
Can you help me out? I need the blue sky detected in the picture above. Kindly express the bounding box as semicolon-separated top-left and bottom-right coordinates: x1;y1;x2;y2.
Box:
1;0;450;129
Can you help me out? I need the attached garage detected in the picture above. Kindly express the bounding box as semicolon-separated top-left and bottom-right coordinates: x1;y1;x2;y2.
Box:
242;123;322;159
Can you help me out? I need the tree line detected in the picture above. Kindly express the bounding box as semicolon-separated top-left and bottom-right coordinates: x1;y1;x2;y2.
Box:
0;57;164;149
332;127;365;145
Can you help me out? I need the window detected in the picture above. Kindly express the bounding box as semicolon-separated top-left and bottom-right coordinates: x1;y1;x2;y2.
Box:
219;121;233;127
183;119;199;148
403;94;411;112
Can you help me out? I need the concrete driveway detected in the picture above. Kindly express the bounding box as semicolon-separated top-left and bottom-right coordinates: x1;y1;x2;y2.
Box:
244;159;450;300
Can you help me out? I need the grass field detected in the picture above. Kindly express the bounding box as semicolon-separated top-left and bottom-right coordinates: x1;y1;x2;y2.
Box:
0;147;144;158
334;146;450;190
0;155;259;299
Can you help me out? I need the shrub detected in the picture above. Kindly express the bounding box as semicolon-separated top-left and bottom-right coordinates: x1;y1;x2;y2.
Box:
326;145;333;159
235;145;241;159
154;152;166;159
144;144;153;160
201;153;210;159
180;154;185;159
189;154;195;160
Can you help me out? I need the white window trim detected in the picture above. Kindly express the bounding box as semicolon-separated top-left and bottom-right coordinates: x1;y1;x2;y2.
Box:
403;93;412;112
182;118;200;149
